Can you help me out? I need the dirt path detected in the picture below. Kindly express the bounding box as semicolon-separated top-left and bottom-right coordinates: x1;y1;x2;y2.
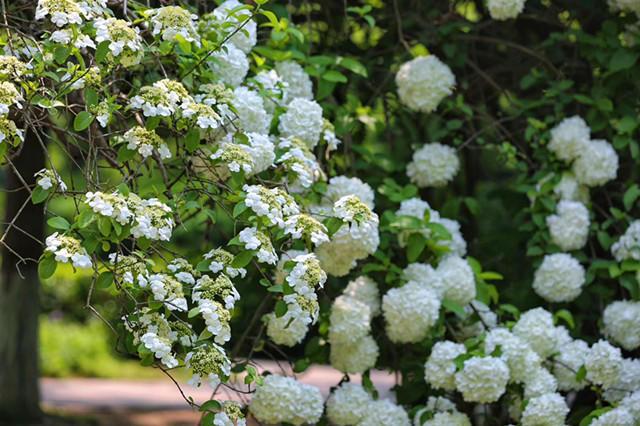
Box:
42;361;396;426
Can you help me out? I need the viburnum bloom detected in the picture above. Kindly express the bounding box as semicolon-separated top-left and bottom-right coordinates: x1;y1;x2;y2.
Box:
358;399;411;426
145;6;200;45
330;334;379;374
572;139;619;187
277;98;324;149
602;300;640;350
611;220;640;261
395;55;455;113
546;200;590;251
407;142;460;188
532;253;585;302
326;383;372;426
382;281;441;343
487;0;527;20
45;232;92;269
93;18;143;67
454;356;509;403
520;393;569;426
585;339;623;388
548;115;590;162
185;343;231;388
276;60;313;103
424;341;467;391
123;127;171;160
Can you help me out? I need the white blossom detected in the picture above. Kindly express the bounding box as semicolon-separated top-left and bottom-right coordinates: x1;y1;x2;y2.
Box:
585;339;623;388
382;281;441;343
454;356;509;403
603;300;640;350
424;341;466;391
326;383;372;426
546;200;590;251
278;98;324;149
358;399;411;426
548;115;590;162
533;253;585;302
573;139;619;187
407;143;460;188
396;55;455;113
520;393;569;426
487;0;527;20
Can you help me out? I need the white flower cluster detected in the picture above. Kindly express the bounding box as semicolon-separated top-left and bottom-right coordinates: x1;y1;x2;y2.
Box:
249;375;324;426
324;176;375;208
315;191;380;277
454;356;510;403
406;143;460;188
203;248;246;278
546;200;590;251
266;293;318;347
0;115;24;146
395;55;455;113
210;139;254;175
36;0;106;27
123;127;171;160
487;0;527;20
35;168;67;192
520;393;569;426
85;191;174;241
382;281;441;343
513;308;558;357
238;227;277;265
93;17;143;67
603;300;640;350
343;276;381;316
326;382;372;426
146;273;188;312
229;86;272;134
145;6;199;45
532;253;585;302
45;232;92;269
208;43;249;87
276;60;313;103
278;98;324;149
424;341;467;391
553;172;590;204
359;399;411;426
329;296;377;373
208;0;257;54
185;343;231;388
585;339;623;388
284;214;329;247
192;274;237;344
548;116;618;187
611;220;640;261
243;184;300;228
0;81;22;117
603;358;640;403
277;137;325;191
211;401;247;426
130;79;193;118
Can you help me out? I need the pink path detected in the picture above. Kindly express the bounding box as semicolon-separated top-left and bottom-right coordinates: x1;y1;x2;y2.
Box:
41;362;397;425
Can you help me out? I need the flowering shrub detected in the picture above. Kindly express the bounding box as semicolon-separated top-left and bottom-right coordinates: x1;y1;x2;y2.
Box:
3;0;640;425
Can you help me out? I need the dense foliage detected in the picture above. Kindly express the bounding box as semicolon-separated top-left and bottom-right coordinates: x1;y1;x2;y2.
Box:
2;0;640;425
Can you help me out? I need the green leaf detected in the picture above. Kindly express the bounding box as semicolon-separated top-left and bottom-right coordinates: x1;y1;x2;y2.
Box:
77;210;95;228
73;111;94;131
188;307;201;318
85;88;99;107
47;216;70;230
322;70;348;83
54;46;70;65
199;400;221;413
609;50;639;72
38;255;57;280
95;41;111;63
274;300;288;317
185;128;200;152
31;186;49;204
442;299;466;318
406;233;426;262
98;217;111;237
233;202;248;218
336;57;367;77
96;271;113;289
231;250;254;268
623;184;640;210
554;309;575;329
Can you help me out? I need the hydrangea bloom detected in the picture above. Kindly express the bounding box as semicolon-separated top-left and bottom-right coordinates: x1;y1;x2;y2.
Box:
520;393;569;426
342;276;380;317
552;338;589;391
611;220;640;261
358;399;411;426
602;300;640;350
209;43;249;87
330;334;379;374
382;281;441;343
603;358;640;403
329;295;371;345
123;127;171;160
277;98;324;148
585;339;623;388
45;232;92;269
266;294;317;347
437;255;476;306
532;253;585;302
573;139;619;187
211;0;257;53
249;375;324;426
513;307;558;358
325;383;372;426
93;18;143;67
407;143;460;188
403;262;445;297
546;200;590;251
424;341;467;391
454;356;509;403
484;328;541;384
324;176;375;209
275;60;313;102
395;55;455;113
548;116;590;162
146;6;199;45
487;0;527;20
230;86;271;134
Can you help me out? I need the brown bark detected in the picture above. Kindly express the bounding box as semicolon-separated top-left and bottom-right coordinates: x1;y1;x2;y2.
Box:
0;128;45;424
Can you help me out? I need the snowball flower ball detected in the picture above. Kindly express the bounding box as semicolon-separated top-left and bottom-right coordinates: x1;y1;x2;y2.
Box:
382;281;441;343
329;295;371;345
419;412;471;426
395;55;455;113
553;339;590;391
573;139;619;187
621;391;640;420
437;255;476;306
603;300;640;350
407;143;460;188
554;172;590;203
484;328;541;384
424;341;467;391
358;399;411;426
343;275;380;316
275;60;313;102
585;340;623;388
278;98;324;148
324;176;375;209
330;335;379;374
548;115;590;162
520;393;569;426
266;313;309;347
403;262;445;297
325;383;372;426
532;253;585;303
612;220;640;261
249;374;323;425
487;0;527;20
454;356;509;403
590;407;635;426
603;358;640;403
208;43;249;87
524;367;558;399
513;307;557;358
546;200;590;251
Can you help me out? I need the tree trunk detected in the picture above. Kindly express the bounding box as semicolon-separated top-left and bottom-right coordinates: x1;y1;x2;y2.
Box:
0;128;45;424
